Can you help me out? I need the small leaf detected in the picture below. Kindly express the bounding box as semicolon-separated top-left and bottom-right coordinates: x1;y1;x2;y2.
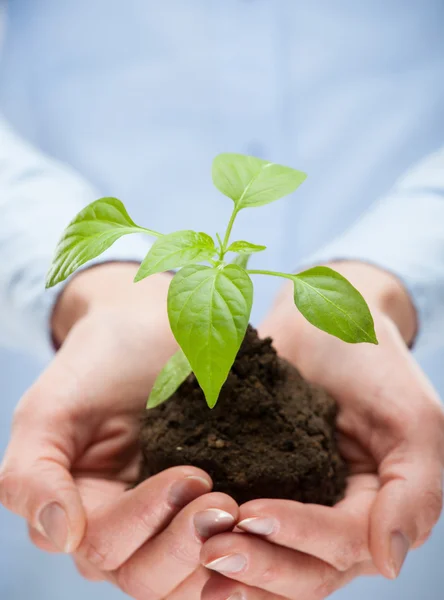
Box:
212;153;306;210
46;197;159;287
147;349;192;409
292;266;378;344
231;254;252;269
226;241;266;254
135;230;216;281
167;264;253;407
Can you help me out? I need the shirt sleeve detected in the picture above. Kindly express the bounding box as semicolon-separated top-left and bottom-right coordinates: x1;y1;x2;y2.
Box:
301;147;444;357
0;117;151;358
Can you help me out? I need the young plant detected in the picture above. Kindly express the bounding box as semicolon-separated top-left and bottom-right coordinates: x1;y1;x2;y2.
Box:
46;153;378;408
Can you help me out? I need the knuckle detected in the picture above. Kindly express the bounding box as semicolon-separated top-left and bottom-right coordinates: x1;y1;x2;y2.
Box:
334;535;367;571
81;538;109;571
115;562;159;600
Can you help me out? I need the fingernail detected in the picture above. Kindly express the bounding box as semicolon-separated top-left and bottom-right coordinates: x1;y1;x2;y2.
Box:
237;517;277;535
227;593;245;600
38;503;69;552
169;476;212;508
205;553;247;574
194;508;235;538
389;531;410;578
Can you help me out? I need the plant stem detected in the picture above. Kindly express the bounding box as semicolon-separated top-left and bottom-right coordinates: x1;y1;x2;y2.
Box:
216;233;224;260
247;269;295;281
221;207;239;255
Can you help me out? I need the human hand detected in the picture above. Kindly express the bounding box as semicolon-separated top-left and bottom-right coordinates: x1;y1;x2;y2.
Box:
199;261;444;600
0;263;237;598
32;476;238;599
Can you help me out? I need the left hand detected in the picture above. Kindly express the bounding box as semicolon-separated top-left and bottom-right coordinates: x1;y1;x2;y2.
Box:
199;261;444;600
0;263;239;599
32;479;238;599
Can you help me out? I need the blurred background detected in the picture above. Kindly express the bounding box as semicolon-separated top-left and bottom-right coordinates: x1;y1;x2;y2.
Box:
1;1;444;598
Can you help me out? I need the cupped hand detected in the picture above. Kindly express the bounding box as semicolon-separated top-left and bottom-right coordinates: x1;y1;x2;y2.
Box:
32;478;238;599
0;263;236;598
200;262;444;600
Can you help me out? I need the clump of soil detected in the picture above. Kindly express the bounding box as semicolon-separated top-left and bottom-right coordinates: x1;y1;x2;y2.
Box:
139;326;346;505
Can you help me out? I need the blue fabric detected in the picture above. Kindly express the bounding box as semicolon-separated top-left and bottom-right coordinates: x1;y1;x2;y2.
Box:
1;1;444;598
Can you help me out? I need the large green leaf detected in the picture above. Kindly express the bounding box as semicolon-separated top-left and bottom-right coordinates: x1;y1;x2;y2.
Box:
292;266;378;344
135;230;216;281
212;153;307;210
46;197;159;287
147;349;192;409
167;264;253;407
226;240;266;254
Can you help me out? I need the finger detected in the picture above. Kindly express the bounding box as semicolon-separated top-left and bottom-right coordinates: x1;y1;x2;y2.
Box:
78;466;212;571
202;573;283;600
166;568;210;600
202;564;377;600
76;477;125;514
73;555;106;583
106;567;210;600
113;492;238;599
237;474;376;571
28;525;59;553
371;440;444;579
201;533;377;600
0;358;88;553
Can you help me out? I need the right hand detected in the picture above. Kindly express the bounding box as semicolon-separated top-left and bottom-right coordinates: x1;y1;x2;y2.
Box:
0;263;238;598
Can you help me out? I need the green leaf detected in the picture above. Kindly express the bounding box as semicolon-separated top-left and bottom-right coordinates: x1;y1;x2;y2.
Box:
46;197;159;288
226;240;266;254
292;266;378;344
147;349;192;409
167;264;253;407
135;230;216;281
231;254;252;269
212;153;307;210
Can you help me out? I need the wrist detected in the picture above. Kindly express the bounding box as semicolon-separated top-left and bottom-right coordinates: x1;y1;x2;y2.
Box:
51;263;173;345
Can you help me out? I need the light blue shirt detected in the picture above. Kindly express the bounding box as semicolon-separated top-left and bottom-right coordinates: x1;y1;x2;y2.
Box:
1;1;444;598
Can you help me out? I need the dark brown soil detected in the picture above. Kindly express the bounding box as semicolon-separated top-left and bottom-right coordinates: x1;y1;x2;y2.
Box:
139;326;346;505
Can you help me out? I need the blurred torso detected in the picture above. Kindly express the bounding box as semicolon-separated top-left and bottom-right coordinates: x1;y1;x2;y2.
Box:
1;1;444;598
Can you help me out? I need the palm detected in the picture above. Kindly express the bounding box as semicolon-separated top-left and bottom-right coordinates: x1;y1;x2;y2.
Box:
53;308;178;486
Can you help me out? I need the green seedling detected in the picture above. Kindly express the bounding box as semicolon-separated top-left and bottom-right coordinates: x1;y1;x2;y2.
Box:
47;153;378;408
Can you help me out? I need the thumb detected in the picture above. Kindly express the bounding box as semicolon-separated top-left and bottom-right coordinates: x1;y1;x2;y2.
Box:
370;433;444;579
0;358;86;553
